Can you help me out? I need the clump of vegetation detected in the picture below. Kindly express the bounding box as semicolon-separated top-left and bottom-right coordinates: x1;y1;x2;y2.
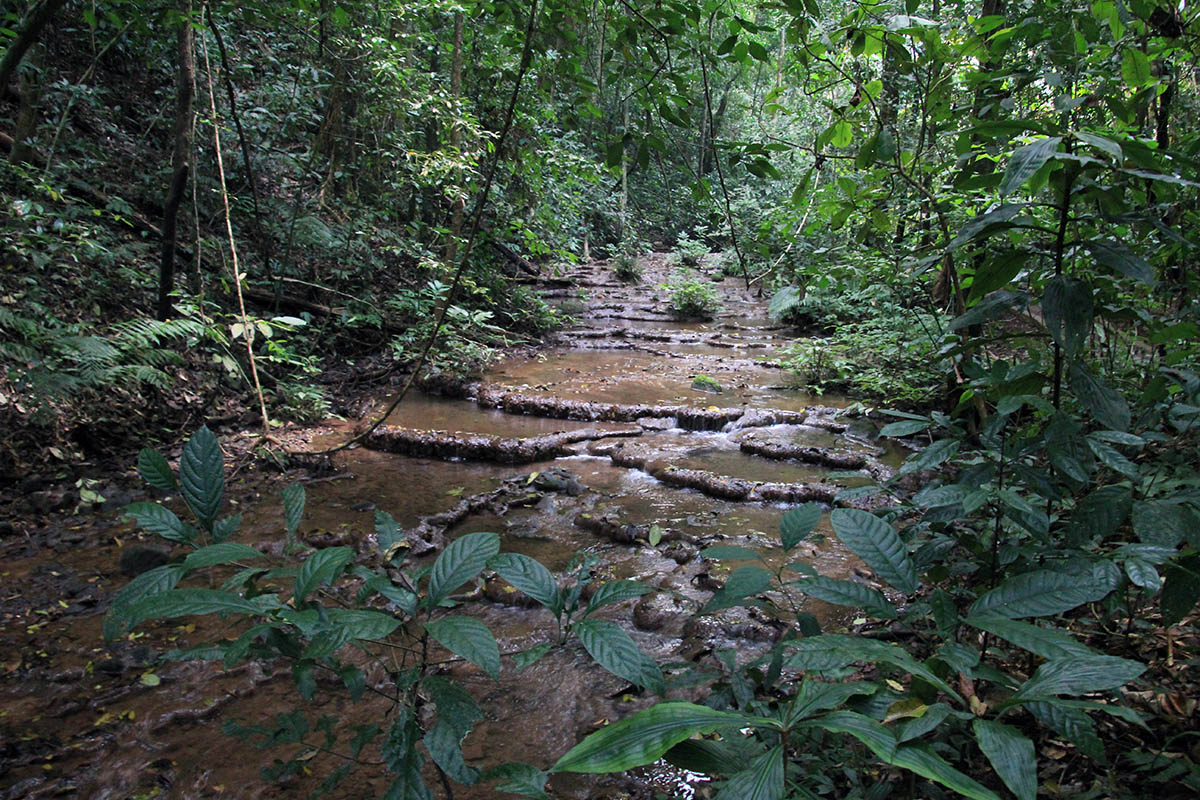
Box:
691;374;722;393
666;230;709;268
611;252;642;282
663;277;722;320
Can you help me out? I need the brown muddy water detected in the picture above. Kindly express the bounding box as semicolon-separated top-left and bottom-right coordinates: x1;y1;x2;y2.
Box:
0;254;903;799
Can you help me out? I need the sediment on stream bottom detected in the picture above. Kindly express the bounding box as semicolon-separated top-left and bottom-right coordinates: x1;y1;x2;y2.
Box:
365;425;640;463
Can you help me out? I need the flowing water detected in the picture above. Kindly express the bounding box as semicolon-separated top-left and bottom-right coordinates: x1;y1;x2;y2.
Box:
0;254;900;799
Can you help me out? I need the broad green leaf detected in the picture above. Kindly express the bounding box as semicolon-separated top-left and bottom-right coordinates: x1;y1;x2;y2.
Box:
281;483;305;538
124;502;196;544
785;680;877;726
1013;655;1145;698
701;565;772;613
210;513;240;544
1043;277;1093;359
664;738;746;775
482;763;550;799
1161;556;1200;625
970;569;1113;618
830;509;917;595
1074;131;1122;163
326;608;401;640
381;708;431;800
1085;240;1154;285
1025;700;1106;762
1067;485;1132;545
489;552;560;611
973;720;1036;800
573;618;664;695
428;532;500;608
1086;438;1139;480
424;675;482;737
780;503;822;551
1044;412;1094;485
585;579;652;616
104;564;184;640
891;741;1004;800
183;542;262;571
803;711;896;760
898;438;959;476
879;419;931;437
1121;48;1151;87
513;642;553;670
137;448;177;492
1069;363;1130;431
425;719;479;785
121;588;265;631
786;634;960;700
999;137;1061;197
830;120;853;147
426;615;501;679
375;510;405;555
714;746;784;800
1124;558;1161;591
552;702;759;773
1133;500;1196;548
949;204;1025;251
791;576;897;619
965;613;1096;660
293;546;354;604
179;426;224;530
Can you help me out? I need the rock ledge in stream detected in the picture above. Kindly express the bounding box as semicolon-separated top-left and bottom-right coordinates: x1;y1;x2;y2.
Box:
366;425;640;463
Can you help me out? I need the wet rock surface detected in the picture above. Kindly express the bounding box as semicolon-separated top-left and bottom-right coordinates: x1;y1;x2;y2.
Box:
0;253;892;798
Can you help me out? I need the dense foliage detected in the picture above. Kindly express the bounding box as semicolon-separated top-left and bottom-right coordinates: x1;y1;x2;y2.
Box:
4;0;1200;796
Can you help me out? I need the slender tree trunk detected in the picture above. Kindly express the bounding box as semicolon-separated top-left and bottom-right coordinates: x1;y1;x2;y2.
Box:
0;0;68;94
444;11;465;268
157;0;195;320
9;45;43;165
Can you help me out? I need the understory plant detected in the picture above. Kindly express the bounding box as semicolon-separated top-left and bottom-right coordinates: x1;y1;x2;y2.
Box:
663;275;722;320
107;427;663;798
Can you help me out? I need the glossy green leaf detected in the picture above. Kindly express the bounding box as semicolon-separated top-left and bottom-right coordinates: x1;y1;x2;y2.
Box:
552;702;758;773
574;618;663;695
970;569;1113;618
425;719;479;785
785;680;877;726
489;552;560;611
973;720;1036;800
1069;363;1130;431
701;565;772;613
426;615;501;679
791;576;897;619
804;711;896;760
325;608;401;641
966;613;1096;660
1025;700;1106;762
179;426;224;530
891;741;1003;800
999;137;1061;197
104;564;184;640
830;509;917;595
1085;240;1154;285
427;531;500;608
182;542;262;571
1121;48;1151;87
381;708;430;800
282;483;305;539
879;419;931;437
124;502;196;544
785;634;960;700
137;448;177;492
293;546;354;604
122;588;265;631
585;579;651;616
1014;655;1145;698
714;746;783;800
780;503;822;551
1161;555;1200;626
1043;277;1093;359
830;120;853;147
482;763;550;799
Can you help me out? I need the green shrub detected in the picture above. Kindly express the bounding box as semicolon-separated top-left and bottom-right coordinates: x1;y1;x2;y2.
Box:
612;252;642;282
664;277;722;320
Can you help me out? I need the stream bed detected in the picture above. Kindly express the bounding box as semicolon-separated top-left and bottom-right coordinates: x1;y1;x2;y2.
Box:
0;254;901;799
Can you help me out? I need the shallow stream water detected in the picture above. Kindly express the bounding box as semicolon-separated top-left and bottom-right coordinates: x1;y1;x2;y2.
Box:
0;254;898;799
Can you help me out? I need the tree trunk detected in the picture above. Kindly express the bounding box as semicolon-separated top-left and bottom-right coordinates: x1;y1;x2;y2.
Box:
9;44;42;165
444;10;465;268
0;0;68;94
157;0;195;320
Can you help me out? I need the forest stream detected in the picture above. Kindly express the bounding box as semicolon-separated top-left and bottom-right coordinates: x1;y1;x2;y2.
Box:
0;254;907;799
